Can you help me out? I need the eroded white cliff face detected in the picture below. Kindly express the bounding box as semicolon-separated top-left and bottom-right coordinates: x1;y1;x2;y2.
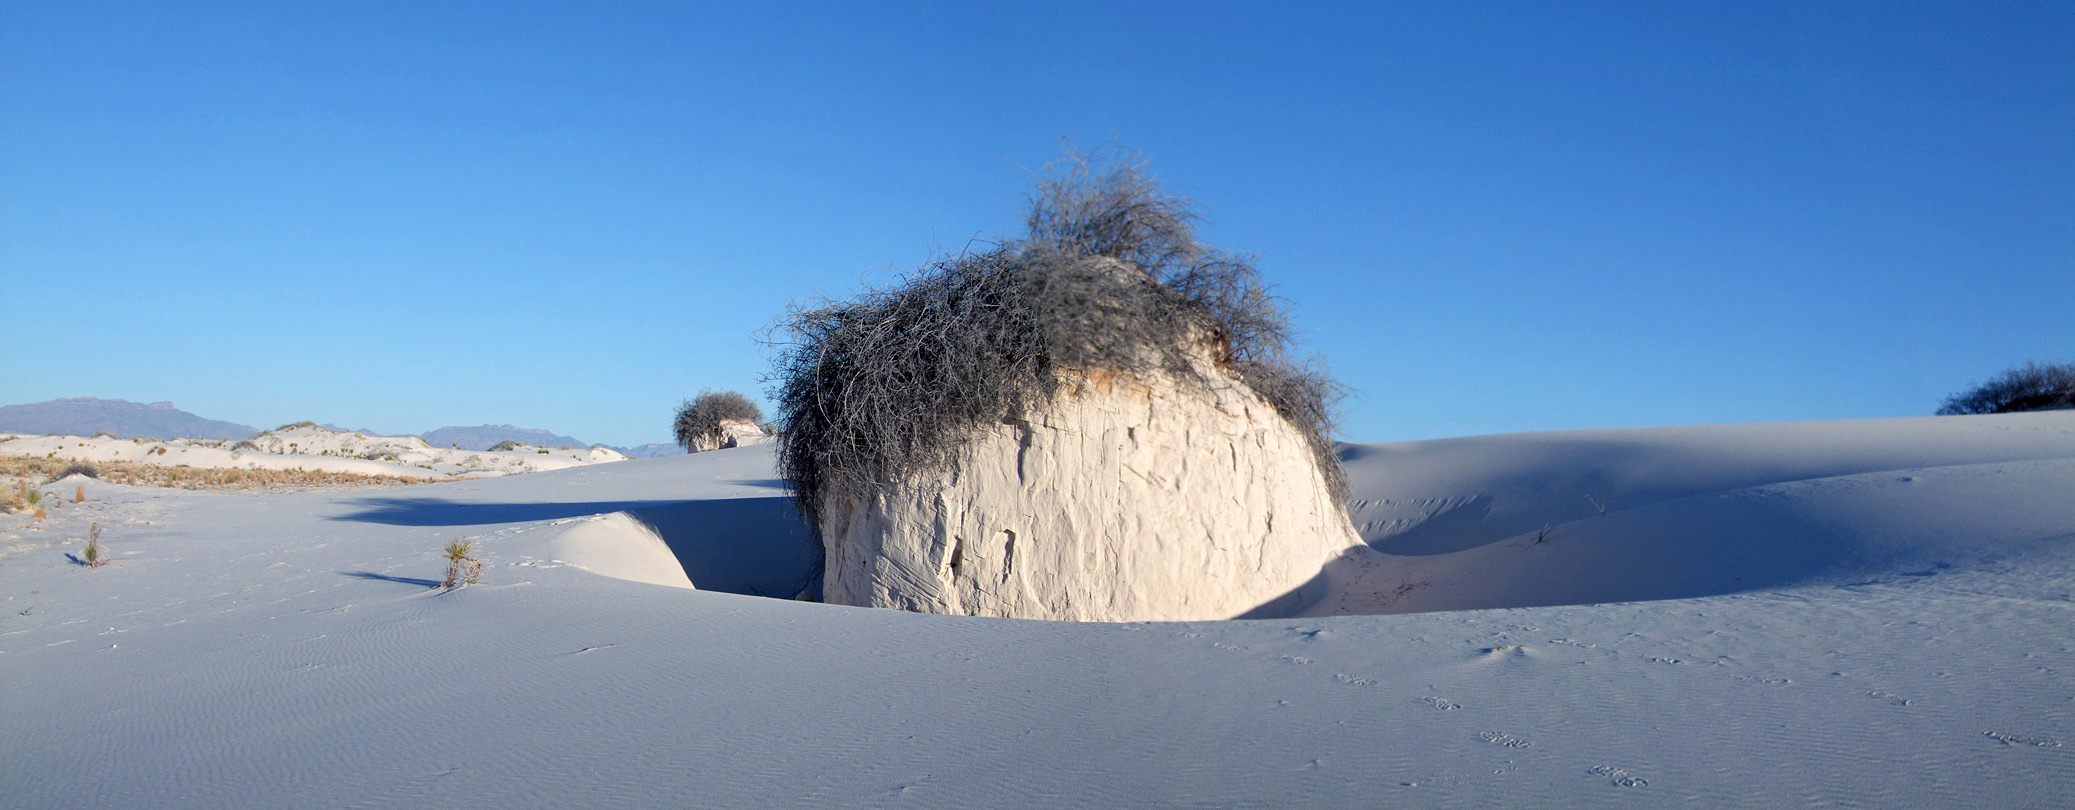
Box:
818;362;1362;622
690;419;773;452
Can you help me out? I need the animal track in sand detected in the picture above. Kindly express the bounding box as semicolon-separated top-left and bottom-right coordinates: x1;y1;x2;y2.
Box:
1588;765;1647;787
1421;696;1459;710
1983;731;2062;747
1279;654;1313;665
1477;731;1531;748
1729;674;1791;685
1334;673;1378;687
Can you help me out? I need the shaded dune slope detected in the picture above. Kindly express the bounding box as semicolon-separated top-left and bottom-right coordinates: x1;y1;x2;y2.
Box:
1295;411;2075;615
326;411;2075;617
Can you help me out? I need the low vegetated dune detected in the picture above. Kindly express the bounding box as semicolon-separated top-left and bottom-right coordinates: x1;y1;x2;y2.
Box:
0;424;627;483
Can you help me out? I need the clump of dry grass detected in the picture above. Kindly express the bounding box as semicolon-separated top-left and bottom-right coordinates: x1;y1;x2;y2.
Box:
440;538;483;588
0;456;441;491
73;483;85;503
19;485;47;520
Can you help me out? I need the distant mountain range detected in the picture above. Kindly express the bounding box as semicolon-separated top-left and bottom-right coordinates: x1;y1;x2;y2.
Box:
0;398;685;457
0;397;260;440
613;443;688;459
420;424;591;451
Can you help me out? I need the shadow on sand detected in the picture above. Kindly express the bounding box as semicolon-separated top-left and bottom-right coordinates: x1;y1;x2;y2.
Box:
342;571;442;588
331;496;819;599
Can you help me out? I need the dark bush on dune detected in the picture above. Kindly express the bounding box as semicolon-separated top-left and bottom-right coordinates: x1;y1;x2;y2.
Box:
674;390;764;452
1937;361;2075;415
57;463;100;480
768;149;1341;534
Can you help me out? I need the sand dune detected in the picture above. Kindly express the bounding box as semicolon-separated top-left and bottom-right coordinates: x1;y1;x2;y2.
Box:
2;411;2069;808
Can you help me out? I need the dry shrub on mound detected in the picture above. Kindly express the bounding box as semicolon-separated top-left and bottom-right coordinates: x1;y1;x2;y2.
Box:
673;390;764;452
1938;361;2075;415
769;149;1341;534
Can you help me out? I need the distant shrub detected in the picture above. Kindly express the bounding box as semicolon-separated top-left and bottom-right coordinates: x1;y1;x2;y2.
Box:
57;463;99;480
1937;361;2075;415
674;390;765;452
488;440;525;452
231;440;260;451
769;147;1341;536
274;421;320;431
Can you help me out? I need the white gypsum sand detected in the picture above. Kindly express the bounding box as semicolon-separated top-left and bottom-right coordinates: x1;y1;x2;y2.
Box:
1;411;2070;808
820;364;1358;622
0;424;628;481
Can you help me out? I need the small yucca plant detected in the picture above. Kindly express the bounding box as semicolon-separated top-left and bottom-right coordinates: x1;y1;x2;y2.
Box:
440;538;483;588
82;523;108;567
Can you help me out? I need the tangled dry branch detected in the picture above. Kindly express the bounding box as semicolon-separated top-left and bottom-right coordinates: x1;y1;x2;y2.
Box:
769;149;1342;535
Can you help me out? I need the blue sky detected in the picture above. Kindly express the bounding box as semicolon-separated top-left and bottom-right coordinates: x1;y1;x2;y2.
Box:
3;2;2069;447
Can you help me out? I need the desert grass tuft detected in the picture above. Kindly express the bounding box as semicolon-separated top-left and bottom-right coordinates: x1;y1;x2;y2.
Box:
73;483;85;503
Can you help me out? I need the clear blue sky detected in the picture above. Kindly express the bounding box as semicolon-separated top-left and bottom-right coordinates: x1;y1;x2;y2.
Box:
3;2;2069;447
